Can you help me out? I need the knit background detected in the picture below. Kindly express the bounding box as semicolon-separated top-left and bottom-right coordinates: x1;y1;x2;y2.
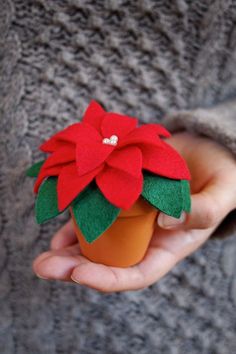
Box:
0;0;236;353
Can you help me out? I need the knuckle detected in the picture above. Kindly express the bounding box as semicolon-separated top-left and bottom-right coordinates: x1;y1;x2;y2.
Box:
202;201;220;228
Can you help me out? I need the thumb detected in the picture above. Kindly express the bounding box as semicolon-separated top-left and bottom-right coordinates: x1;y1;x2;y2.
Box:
157;177;236;230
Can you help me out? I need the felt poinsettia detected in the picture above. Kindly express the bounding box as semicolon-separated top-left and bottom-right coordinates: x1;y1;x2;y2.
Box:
27;100;191;243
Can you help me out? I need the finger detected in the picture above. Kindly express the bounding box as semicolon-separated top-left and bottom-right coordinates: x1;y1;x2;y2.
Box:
33;243;81;268
34;255;85;281
71;225;216;292
34;244;137;288
33;244;81;279
71;261;148;293
33;242;149;290
185;176;236;229
50;219;77;250
158;175;236;231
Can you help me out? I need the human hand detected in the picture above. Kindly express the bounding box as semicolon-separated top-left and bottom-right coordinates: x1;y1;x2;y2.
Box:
33;131;236;292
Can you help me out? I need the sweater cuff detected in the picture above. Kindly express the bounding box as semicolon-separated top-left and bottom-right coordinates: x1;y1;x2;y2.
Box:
162;99;236;239
163;99;236;157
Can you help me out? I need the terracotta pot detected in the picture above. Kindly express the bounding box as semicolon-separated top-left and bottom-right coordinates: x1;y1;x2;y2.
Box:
71;198;158;268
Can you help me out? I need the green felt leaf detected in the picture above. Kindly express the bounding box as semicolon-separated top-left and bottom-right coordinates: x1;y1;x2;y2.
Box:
35;177;61;224
142;172;183;218
26;160;45;177
181;180;191;213
72;183;120;244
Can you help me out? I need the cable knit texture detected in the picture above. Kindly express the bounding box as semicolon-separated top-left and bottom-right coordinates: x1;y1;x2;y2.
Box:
0;0;236;353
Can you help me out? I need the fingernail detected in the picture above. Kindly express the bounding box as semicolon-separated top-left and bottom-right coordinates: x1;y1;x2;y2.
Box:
157;211;186;229
36;273;49;280
71;275;81;284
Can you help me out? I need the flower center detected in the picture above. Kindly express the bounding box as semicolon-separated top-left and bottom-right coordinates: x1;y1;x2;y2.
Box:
102;135;118;146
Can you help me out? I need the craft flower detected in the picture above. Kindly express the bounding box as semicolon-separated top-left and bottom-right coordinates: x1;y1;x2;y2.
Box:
33;100;190;211
27;100;191;243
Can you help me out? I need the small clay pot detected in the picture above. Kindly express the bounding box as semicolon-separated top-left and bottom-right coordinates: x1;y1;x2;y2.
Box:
71;197;158;267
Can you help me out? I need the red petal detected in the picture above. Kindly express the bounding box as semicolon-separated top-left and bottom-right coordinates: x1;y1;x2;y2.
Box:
34;146;76;192
82;100;106;132
119;124;170;149
101;113;138;140
142;141;191;180
57;164;103;211
106;146;142;178
40;137;73;153
76;140;114;176
40;123;101;152
42;145;75;170
34;165;64;193
96;166;143;209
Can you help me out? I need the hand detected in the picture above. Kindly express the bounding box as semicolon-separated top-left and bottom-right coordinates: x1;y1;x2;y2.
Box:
33;131;236;292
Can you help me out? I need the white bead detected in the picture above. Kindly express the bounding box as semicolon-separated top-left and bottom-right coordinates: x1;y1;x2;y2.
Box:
102;138;110;144
102;135;119;146
110;135;118;143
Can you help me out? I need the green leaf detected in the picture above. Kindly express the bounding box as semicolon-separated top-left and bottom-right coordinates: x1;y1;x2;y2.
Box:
142;172;183;218
26;160;45;177
72;183;120;244
35;177;61;224
181;180;191;213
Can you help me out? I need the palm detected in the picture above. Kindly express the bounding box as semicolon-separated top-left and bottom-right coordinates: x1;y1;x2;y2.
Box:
33;132;236;292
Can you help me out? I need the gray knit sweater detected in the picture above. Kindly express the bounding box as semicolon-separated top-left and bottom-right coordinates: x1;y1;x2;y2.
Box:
1;1;236;353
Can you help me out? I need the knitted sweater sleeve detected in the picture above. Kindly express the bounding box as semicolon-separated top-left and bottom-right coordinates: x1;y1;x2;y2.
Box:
162;99;236;238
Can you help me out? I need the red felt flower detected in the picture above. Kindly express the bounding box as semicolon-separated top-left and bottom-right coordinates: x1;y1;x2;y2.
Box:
35;100;191;211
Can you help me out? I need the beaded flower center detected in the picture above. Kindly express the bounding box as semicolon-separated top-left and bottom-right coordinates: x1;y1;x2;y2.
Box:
102;135;118;146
